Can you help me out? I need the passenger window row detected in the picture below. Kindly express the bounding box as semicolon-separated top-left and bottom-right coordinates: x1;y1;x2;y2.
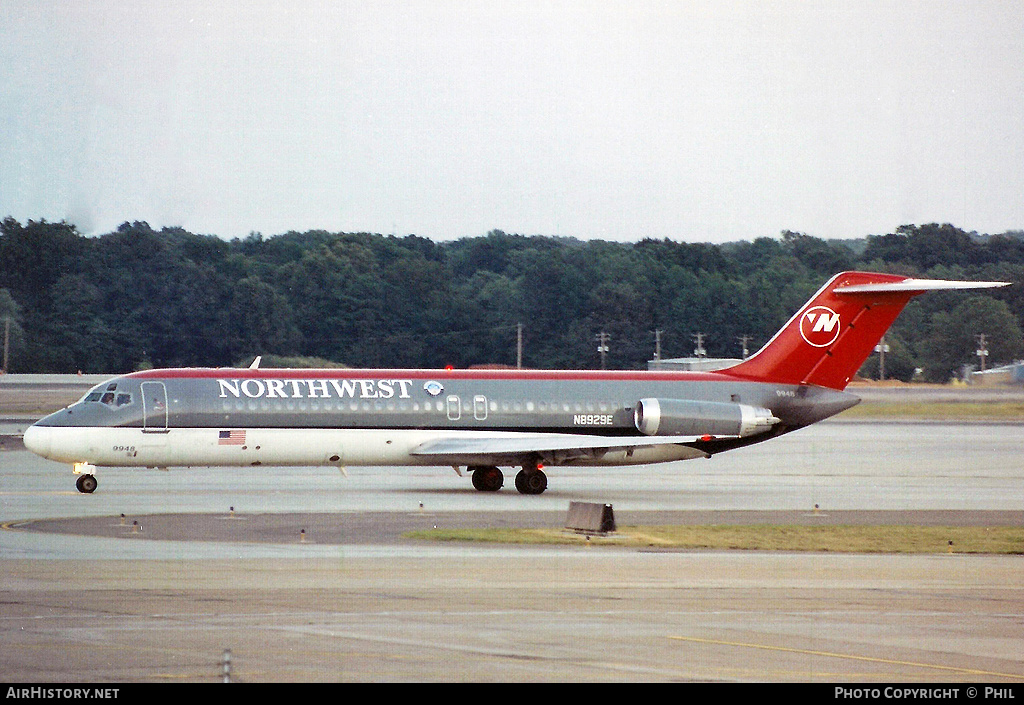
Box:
218;399;621;414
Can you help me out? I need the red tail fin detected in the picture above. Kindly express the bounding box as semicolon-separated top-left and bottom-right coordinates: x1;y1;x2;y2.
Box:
722;271;1009;390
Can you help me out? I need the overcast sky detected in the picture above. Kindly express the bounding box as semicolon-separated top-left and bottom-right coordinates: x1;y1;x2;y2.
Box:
1;1;1022;243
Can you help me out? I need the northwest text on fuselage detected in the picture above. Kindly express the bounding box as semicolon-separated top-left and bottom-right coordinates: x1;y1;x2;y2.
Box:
217;378;415;400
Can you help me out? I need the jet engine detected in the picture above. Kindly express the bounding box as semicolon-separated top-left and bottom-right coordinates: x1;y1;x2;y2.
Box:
634;398;779;438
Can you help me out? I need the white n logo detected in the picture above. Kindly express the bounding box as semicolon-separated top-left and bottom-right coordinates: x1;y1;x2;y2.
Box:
799;306;842;347
809;311;839;333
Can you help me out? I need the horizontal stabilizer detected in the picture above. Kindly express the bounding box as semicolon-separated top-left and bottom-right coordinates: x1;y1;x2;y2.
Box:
834;279;1009;294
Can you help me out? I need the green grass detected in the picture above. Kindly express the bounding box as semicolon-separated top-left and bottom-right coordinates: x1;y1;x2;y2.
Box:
404;524;1024;554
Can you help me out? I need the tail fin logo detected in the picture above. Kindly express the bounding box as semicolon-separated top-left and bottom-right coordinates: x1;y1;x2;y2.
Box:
800;306;841;348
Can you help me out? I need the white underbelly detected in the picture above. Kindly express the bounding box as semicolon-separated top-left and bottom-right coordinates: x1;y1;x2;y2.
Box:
33;427;438;468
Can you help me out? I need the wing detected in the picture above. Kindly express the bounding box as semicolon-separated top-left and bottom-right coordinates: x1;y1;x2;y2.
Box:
410;432;710;466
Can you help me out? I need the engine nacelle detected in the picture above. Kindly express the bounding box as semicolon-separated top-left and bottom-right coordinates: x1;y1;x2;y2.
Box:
633;398;780;438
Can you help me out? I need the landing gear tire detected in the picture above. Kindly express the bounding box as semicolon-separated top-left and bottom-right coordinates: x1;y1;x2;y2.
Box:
515;468;548;495
76;474;97;494
471;466;504;492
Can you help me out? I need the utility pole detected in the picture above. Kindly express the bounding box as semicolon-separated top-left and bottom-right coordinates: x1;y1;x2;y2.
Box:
2;316;9;374
875;336;890;381
692;332;706;358
738;334;751;359
595;332;610;370
516;323;523;369
976;333;990;372
653;329;662;361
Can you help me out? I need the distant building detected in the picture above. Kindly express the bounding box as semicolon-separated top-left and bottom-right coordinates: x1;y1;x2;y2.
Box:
648;357;743;372
968;362;1024;386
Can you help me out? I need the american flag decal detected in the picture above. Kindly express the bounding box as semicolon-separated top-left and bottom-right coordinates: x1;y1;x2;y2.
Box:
218;430;246;445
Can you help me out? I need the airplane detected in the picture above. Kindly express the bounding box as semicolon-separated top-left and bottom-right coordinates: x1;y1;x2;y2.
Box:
23;270;1009;494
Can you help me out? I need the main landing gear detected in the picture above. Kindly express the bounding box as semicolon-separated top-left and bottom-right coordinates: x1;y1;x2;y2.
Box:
514;466;547;494
469;463;548;495
470;465;504;492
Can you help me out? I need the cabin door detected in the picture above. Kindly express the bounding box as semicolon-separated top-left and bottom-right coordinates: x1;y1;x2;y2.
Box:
141;382;169;433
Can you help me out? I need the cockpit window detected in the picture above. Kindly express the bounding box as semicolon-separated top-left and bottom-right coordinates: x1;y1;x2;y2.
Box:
83;384;132;408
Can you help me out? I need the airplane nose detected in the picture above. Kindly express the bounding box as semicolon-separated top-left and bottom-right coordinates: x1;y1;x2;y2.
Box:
22;425;52;458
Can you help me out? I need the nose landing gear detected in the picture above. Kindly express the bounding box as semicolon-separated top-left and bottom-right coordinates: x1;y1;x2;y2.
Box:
75;473;97;494
73;462;97;493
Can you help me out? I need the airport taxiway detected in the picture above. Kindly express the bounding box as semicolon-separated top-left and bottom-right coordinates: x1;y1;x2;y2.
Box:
0;416;1022;682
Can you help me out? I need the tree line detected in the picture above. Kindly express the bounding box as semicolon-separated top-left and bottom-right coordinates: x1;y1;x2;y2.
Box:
2;217;1023;382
